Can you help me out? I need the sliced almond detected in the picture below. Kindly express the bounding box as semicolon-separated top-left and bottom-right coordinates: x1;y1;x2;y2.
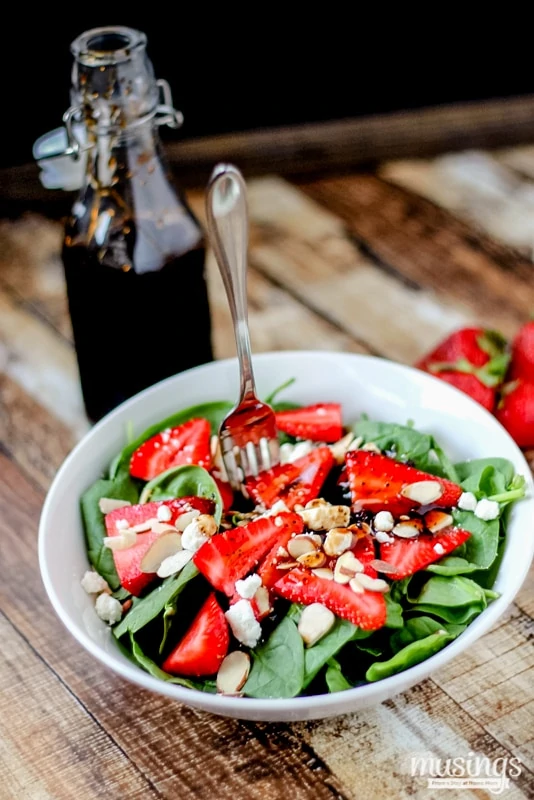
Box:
98;497;131;514
287;535;320;559
174;509;201;532
217;651;251;695
297;551;327;568
103;530;137;551
349;577;365;594
334;551;364;584
140;532;182;573
130;518;159;534
400;480;442;505
298;603;335;646
424;509;453;534
324;528;354;557
392;519;424;538
304;498;329;510
329;432;355;464
253;586;272;617
312;567;334;580
369;559;400;575
361;442;381;453
157;549;193;578
151;521;180;536
350;521;373;538
277;561;299;570
353;573;390;593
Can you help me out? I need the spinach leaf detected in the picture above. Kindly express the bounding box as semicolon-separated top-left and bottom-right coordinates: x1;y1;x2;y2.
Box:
129;632;216;692
325;658;353;693
244;616;305;698
352;419;458;481
81;475;139;589
407;575;488;624
264;378;297;406
110;400;233;480
113;560;199;639
455;458;515;490
426;556;480;576
303;618;365;687
390;616;465;654
384;594;404;629
366;629;456;682
451;510;500;570
159;605;176;654
139;464;223;523
112;586;132;601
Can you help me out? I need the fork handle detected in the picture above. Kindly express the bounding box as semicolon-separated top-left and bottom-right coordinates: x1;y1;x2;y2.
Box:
206;164;256;400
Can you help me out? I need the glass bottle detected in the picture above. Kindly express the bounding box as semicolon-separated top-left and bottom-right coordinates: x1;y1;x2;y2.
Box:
59;26;213;422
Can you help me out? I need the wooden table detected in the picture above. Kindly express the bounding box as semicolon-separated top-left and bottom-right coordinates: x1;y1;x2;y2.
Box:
1;145;534;800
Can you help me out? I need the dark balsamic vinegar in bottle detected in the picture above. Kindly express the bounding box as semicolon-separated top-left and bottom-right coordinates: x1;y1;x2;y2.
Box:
62;27;213;422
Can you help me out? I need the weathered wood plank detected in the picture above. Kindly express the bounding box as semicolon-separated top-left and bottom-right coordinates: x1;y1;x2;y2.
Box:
193;179;472;364
299;173;534;340
0;452;350;800
381;151;534;259
0;612;160;800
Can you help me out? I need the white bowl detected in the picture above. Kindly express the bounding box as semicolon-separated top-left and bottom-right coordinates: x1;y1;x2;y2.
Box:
39;352;534;721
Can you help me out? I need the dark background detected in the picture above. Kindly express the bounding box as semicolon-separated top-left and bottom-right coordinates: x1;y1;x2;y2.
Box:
4;16;533;169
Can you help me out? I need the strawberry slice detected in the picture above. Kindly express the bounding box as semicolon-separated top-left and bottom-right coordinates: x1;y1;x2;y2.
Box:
379;526;471;579
274;568;386;630
193;512;304;596
105;497;213;595
245;447;334;510
213;475;234;512
352;534;378;578
162;593;229;676
130;418;211;481
345;451;462;516
275;403;343;442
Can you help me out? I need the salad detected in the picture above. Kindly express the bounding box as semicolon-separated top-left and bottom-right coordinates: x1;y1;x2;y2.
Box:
80;381;526;699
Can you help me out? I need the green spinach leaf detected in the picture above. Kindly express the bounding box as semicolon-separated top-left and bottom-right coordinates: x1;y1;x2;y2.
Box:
390;616;465;654
114;560;199;639
384;594;404;629
110;400;233;480
244;616;305;698
139;464;223;523
407;575;487;624
451;510;500;570
303;618;365;687
325;658;353;693
81;475;139;589
366;629;456;682
426;556;480;576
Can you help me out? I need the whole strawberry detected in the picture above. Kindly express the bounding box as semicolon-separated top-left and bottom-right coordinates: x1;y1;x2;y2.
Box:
510;321;534;380
416;328;509;412
496;380;534;448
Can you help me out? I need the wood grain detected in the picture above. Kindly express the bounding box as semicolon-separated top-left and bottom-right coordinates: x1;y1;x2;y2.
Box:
299;173;534;340
0;612;160;800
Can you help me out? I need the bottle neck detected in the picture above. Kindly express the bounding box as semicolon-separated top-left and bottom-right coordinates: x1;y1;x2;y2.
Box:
84;118;164;189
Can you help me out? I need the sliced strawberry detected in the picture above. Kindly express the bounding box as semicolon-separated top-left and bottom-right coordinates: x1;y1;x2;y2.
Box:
245;447;334;510
379;526;471;579
274;567;386;630
435;372;495;412
345;451;462;516
352;534;378;578
162;593;229;676
193;512;304;596
105;497;213;595
275;403;343;442
257;521;303;590
130;418;212;481
213;475;234;512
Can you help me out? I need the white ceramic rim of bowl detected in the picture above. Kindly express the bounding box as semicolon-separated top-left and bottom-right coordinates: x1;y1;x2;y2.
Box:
39;352;534;719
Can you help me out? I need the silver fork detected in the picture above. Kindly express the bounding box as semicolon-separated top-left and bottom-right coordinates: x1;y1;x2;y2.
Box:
206;164;279;489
